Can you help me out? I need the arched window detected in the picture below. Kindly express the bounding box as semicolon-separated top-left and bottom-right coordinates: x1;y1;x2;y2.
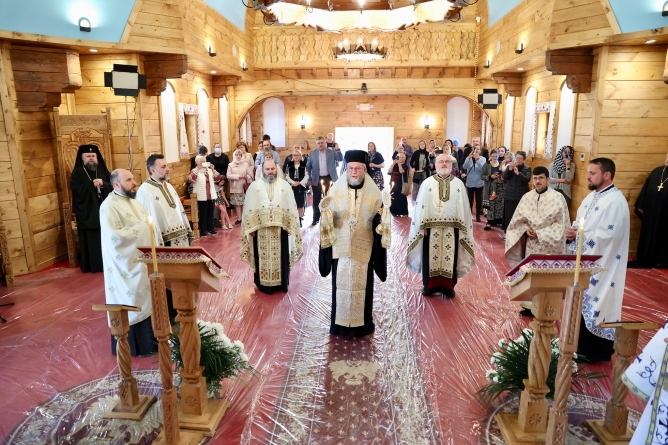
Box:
446;97;470;145
219;96;230;153
503;94;515;150
197;89;211;150
159;83;179;163
555;81;576;152
262;98;286;147
522;87;537;152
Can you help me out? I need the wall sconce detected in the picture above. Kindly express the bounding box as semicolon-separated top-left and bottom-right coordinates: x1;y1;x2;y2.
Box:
79;17;91;32
358;0;364;13
298;115;306;130
361;83;368;92
411;0;417;10
242;62;248;71
484;60;491;69
208;46;216;57
422;115;430;130
663;1;668;16
515;42;524;54
305;0;313;12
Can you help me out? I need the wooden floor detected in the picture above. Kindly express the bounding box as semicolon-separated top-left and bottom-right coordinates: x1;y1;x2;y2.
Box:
1;202;667;444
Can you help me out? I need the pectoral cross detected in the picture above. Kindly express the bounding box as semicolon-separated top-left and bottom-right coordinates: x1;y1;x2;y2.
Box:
659;183;664;191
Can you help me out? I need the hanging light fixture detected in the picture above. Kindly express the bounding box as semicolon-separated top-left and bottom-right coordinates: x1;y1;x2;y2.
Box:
334;36;387;61
298;115;306;130
358;0;364;14
305;0;313;13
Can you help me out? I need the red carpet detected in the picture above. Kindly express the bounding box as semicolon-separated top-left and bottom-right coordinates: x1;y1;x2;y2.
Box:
1;203;667;444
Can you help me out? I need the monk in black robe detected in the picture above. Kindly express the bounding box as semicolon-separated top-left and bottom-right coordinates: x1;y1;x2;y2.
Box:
70;145;112;273
630;153;668;269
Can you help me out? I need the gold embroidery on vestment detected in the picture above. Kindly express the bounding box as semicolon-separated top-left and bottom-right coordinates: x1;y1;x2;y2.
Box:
428;226;455;278
335;257;368;327
257;226;282;286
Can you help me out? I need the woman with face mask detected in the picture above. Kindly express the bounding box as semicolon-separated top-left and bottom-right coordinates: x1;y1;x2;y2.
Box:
206;142;230;183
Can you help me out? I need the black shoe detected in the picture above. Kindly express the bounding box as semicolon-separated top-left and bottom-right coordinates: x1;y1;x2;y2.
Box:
627;260;648;269
476;216;481;222
209;231;218;236
235;220;242;225
520;308;534;317
299;217;303;227
311;220;319;226
200;233;207;238
484;225;491;231
422;287;436;297
443;289;455;298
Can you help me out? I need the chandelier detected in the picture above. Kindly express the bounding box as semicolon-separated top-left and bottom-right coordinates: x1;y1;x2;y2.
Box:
334;38;387;61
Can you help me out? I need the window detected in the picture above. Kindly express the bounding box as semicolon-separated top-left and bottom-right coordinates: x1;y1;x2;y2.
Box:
503;95;515;150
555;82;576;152
446;97;470;145
262;98;286;147
522;87;537;152
197;89;211;150
159;83;179;163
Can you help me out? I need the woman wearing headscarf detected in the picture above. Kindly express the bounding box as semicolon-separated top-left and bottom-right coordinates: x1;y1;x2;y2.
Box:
481;149;504;230
236;141;254;169
367;141;386;190
548;145;575;206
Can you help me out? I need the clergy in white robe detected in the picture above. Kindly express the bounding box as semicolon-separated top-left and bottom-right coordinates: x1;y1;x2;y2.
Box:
622;323;668;444
505;166;570;268
100;169;154;357
407;154;475;298
566;158;630;362
240;158;303;294
136;154;192;247
319;150;391;337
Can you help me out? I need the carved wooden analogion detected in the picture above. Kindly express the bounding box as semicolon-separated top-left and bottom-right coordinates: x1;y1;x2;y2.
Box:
52;107;113;267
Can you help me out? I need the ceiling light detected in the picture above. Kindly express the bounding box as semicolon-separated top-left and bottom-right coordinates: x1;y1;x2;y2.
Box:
646;39;657;44
208;46;216;57
79;17;91;32
518;67;524;71
89;48;98;52
211;70;216;74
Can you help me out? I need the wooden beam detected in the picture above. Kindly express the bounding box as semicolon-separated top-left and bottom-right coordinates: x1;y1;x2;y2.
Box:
143;54;187;97
664;49;668;85
546;49;594;94
492;73;523;97
598;0;622;35
213;75;241;87
212;85;227;99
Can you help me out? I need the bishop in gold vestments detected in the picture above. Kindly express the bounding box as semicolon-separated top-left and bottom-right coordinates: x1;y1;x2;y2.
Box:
319;150;391;337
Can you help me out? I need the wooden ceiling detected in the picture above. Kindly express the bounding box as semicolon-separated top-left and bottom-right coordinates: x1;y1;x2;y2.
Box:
281;0;430;11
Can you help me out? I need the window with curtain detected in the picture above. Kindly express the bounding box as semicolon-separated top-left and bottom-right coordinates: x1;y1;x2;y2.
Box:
159;83;179;163
262;98;286;147
197;89;211;150
556;82;576;152
522;87;537;153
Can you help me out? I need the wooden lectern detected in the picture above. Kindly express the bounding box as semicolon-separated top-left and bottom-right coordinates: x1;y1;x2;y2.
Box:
138;246;230;439
91;304;157;420
584;321;659;445
496;254;602;445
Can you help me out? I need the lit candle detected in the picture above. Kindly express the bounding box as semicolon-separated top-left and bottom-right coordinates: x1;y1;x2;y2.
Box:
573;217;585;285
147;215;159;275
321;179;326;195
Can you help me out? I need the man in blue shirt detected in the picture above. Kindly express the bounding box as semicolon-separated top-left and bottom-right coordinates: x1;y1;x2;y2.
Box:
306;136;343;226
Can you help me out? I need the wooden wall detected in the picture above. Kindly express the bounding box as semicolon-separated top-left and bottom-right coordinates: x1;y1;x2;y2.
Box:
549;0;616;50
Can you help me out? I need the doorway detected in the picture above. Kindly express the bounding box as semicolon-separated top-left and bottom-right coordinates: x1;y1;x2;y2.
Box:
334;126;395;188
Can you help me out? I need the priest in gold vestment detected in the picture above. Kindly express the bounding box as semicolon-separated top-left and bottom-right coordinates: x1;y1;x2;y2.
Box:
319;150;391;337
240;158;303;294
407;154;475;298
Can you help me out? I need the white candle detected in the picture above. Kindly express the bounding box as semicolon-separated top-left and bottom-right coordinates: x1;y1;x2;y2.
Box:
321;179;326;195
574;217;585;285
147;216;158;275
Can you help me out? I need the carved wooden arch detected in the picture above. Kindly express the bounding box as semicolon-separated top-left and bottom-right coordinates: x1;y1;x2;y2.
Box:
52;107;113;268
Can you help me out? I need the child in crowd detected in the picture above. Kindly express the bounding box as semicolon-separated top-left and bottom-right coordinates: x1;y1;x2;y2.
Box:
214;176;233;230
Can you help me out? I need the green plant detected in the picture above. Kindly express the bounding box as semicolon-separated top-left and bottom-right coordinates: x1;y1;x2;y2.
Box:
477;329;606;405
170;321;255;396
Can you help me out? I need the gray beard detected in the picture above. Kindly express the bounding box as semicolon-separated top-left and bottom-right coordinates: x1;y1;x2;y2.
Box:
437;168;452;177
263;174;276;183
85;162;98;172
347;176;364;187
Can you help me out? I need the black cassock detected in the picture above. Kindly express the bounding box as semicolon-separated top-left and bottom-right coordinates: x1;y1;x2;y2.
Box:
319;213;387;337
70;167;112;273
634;166;668;267
252;229;291;294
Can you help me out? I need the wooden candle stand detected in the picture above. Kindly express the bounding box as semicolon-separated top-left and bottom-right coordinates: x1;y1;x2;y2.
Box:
139;246;229;438
584;321;659;445
91;304;157;420
496;255;600;445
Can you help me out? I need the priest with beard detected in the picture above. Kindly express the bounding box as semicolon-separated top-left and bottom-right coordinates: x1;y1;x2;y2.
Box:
100;169;155;357
240;158;303;294
407;154;475;298
629;152;668;269
70;144;112;272
319;150;391;337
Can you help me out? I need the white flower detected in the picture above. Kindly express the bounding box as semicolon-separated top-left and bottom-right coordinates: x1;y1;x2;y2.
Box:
220;334;233;348
573;353;578;360
497;339;506;348
493;376;499;383
486;369;498;382
233;340;244;351
515;336;525;344
522;328;533;337
572;362;578;373
240;352;249;363
491;352;502;365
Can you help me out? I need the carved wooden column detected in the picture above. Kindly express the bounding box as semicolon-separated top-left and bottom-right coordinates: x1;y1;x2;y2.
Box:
584;322;659;445
545;49;594;94
91;304;156;420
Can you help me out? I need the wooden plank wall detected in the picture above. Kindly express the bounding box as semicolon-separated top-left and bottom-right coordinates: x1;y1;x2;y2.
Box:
594;45;668;253
125;0;186;52
478;0;555;76
549;0;614;50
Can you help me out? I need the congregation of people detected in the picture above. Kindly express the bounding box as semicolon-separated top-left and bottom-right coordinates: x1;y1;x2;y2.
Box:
68;131;668;365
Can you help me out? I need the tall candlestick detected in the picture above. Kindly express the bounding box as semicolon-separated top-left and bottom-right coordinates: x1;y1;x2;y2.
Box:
321;179;326;195
147;216;159;275
574;218;585;285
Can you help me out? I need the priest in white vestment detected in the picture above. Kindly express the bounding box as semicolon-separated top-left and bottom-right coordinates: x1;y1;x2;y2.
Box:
240;158;303;294
505;166;570;268
407;154;475;298
137;154;192;247
622;324;668;444
100;169;154;357
566;158;630;362
319;150;391;337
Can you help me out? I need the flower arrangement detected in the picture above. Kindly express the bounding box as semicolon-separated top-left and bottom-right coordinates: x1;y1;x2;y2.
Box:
170;320;255;396
477;328;605;405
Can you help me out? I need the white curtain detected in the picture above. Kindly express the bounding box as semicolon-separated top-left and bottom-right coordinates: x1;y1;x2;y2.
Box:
503;95;515;150
262;98;286;148
159;83;179;163
197;89;211;150
522;87;537;153
556;82;576;151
